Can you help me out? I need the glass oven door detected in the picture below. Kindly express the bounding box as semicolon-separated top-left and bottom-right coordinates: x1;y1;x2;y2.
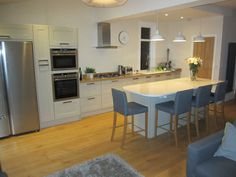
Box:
52;55;77;70
54;78;78;101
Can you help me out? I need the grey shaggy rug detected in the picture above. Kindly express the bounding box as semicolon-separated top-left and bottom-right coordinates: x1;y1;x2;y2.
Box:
46;154;144;177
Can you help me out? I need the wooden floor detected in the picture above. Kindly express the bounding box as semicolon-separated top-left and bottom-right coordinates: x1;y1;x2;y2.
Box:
0;100;236;177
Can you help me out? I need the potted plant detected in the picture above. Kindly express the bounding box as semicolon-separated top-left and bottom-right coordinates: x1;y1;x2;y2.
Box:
85;67;96;79
186;57;202;81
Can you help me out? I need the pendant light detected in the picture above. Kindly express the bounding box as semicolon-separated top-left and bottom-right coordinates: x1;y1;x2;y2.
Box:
173;32;186;42
81;0;128;8
151;13;165;42
194;18;205;43
173;16;186;43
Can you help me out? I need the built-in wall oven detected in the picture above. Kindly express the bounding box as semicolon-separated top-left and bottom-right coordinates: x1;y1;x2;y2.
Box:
51;49;78;71
53;72;79;101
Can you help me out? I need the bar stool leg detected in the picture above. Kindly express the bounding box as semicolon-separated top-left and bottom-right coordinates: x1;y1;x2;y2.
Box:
195;108;200;137
121;116;128;147
111;112;117;141
145;112;148;138
170;114;173;131
205;105;209;133
187;112;191;144
173;115;178;147
155;110;158;137
213;103;218;129
131;115;134;135
221;101;226;125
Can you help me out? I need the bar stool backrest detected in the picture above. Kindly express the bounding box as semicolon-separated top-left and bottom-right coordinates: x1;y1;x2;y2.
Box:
112;88;128;115
214;82;227;102
195;85;212;107
175;89;194;115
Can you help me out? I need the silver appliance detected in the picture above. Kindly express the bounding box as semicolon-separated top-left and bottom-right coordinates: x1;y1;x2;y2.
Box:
0;41;40;138
96;22;118;49
52;72;79;101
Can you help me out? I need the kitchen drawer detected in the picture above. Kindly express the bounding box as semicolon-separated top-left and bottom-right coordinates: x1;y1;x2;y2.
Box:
80;81;101;97
54;99;80;120
80;96;102;113
102;94;113;108
125;77;142;85
101;79;125;94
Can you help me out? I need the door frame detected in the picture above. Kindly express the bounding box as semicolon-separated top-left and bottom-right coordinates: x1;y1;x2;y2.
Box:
138;21;156;70
191;34;217;80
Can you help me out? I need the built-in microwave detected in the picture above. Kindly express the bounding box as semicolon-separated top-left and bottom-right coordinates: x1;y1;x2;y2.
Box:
51;48;78;71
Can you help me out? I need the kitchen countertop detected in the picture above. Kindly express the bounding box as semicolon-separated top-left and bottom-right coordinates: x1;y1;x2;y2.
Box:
80;68;181;83
123;77;221;97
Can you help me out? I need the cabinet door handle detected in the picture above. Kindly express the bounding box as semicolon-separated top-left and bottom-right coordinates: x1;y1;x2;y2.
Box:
133;78;139;80
146;76;152;79
59;42;70;45
63;101;72;104
0;35;10;39
88;97;95;100
38;60;49;66
87;82;95;85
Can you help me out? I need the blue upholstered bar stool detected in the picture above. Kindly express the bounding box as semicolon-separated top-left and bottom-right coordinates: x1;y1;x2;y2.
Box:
191;85;212;137
209;81;227;127
155;89;194;147
111;88;148;147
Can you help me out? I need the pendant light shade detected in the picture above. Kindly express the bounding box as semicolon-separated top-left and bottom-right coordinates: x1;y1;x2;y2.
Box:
81;0;128;7
194;33;205;43
151;13;165;42
151;30;165;41
173;32;186;42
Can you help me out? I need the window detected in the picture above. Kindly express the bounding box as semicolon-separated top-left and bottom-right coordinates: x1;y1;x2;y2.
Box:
140;27;151;70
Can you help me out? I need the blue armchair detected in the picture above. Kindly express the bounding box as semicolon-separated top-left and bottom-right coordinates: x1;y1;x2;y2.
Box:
187;121;236;177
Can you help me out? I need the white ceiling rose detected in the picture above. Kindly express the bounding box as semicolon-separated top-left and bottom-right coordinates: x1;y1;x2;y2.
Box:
81;0;128;7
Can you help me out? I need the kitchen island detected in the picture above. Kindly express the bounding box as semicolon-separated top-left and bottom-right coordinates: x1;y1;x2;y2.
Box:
123;77;221;138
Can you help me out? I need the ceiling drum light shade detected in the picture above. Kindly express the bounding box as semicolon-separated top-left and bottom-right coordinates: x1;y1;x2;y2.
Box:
194;33;205;43
173;32;186;43
81;0;128;7
151;30;165;42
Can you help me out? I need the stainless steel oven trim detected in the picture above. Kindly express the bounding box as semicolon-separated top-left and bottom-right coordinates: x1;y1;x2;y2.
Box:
52;72;79;102
50;49;78;71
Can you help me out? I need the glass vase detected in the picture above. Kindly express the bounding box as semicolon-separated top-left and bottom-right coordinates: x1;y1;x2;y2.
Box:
190;70;197;81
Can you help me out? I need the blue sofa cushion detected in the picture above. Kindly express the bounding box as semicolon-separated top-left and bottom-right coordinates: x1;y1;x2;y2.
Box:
195;157;236;177
214;122;236;162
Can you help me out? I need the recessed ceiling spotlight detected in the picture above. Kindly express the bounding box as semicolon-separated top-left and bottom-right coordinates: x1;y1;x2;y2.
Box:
165;13;168;17
180;16;184;20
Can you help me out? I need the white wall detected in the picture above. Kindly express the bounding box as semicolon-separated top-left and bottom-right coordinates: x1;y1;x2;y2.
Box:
0;0;146;73
156;16;224;79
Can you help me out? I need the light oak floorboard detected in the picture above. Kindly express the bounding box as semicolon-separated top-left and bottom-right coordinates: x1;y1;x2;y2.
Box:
1;100;236;177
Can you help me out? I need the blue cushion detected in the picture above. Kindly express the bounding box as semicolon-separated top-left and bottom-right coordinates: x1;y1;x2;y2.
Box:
195;157;236;177
214;122;236;162
156;101;175;114
127;102;148;115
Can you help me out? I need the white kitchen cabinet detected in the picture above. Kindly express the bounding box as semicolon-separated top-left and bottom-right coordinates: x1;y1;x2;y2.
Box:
33;25;55;123
80;96;102;113
0;24;33;40
49;26;77;48
80;81;101;97
101;79;125;108
54;99;80;119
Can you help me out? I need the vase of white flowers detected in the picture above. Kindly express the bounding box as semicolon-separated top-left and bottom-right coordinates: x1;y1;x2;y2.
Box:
186;57;202;81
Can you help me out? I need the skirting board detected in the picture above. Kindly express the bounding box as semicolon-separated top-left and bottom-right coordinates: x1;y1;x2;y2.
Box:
40;115;81;129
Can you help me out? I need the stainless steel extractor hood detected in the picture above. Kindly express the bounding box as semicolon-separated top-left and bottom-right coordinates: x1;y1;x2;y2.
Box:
96;22;118;49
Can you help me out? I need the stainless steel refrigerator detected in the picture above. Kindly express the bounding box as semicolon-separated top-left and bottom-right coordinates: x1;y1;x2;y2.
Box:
0;41;40;138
